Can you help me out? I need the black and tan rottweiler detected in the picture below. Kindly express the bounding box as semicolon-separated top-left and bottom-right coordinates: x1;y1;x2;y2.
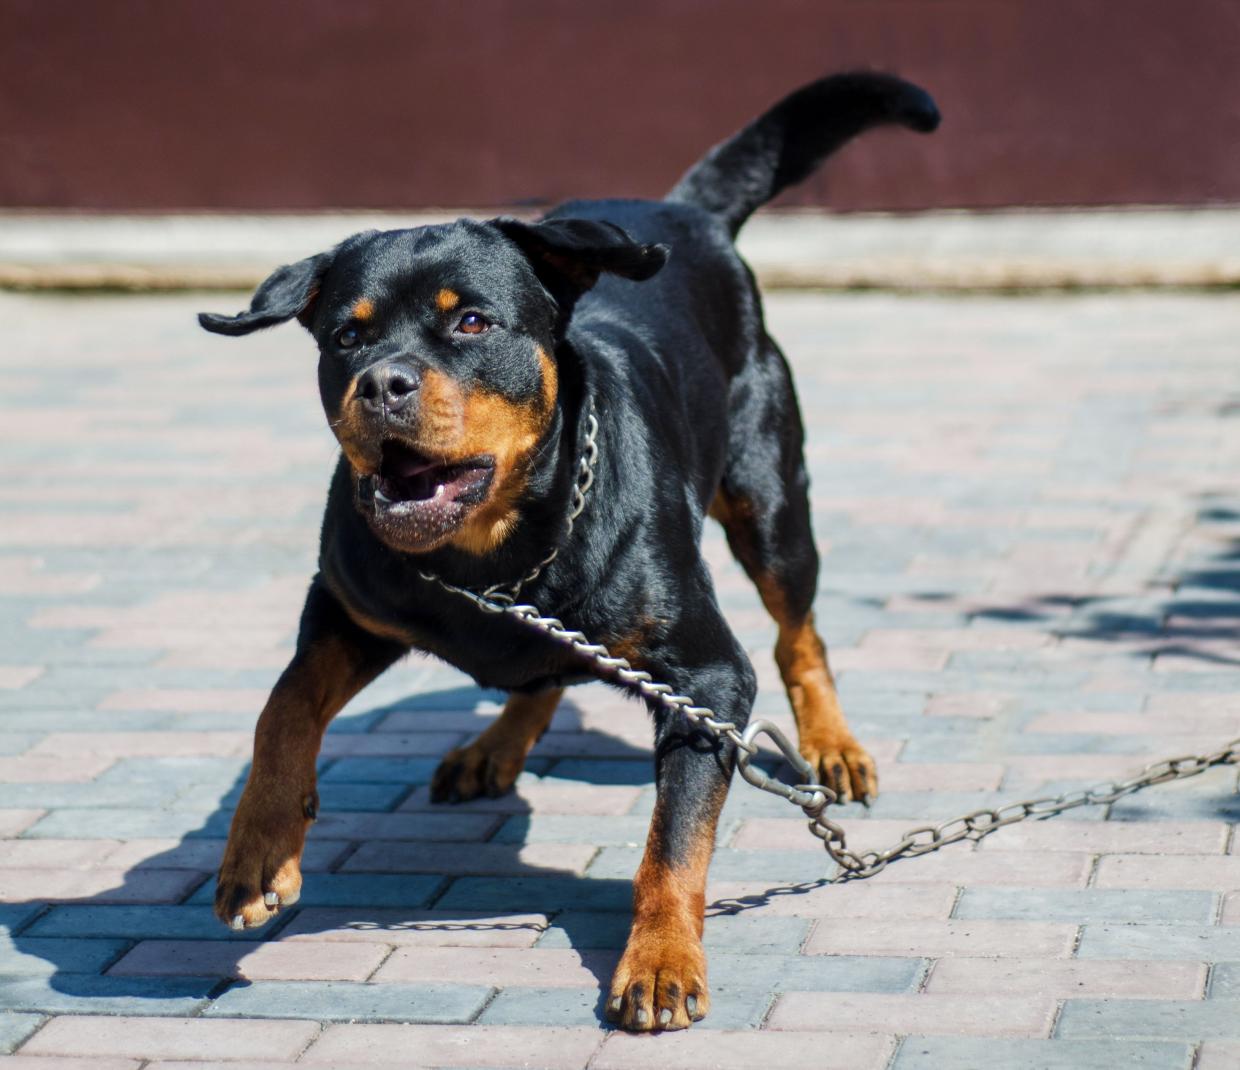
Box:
199;71;938;1031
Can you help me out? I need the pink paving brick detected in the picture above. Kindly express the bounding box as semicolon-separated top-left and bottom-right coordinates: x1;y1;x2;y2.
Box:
100;837;351;873
0;666;43;689
924;693;1012;718
1093;853;1240;890
302;1024;601;1067
1025;711;1240;735
863;849;1092;888
341;841;597;876
0;838;122;868
319;731;467;756
398;782;643;815
973;820;1229;855
0;867;202;903
1223;892;1239;925
806;919;1079;958
732;817;958;853
97;687;270;713
108;938;389;981
373;946;615;987
925;957;1207;999
861;627;1049;652
768;991;1057;1036
280;908;550;947
707;881;957;920
1197;1042;1240;1070
879;761;1006;792
25;731;251;758
0;754;116;782
19;1016;320;1061
593;1029;896;1070
831;646;949;672
0;810;44;836
0;1059;140;1070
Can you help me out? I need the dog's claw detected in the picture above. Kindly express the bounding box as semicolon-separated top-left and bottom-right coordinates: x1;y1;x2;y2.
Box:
230;914;244;931
264;891;279;906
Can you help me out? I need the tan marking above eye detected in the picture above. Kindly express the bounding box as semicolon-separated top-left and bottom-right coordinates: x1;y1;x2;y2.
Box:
435;288;460;312
351;297;375;321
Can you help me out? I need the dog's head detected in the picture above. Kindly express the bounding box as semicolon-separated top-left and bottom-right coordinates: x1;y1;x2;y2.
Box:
200;218;667;556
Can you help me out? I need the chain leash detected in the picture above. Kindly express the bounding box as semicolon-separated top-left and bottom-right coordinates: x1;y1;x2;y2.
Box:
417;406;1240;880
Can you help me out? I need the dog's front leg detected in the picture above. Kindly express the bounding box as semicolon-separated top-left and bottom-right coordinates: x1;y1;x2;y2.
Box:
215;578;406;929
607;627;756;1032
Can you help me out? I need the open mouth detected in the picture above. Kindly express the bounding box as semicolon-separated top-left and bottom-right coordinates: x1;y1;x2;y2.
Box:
357;439;494;550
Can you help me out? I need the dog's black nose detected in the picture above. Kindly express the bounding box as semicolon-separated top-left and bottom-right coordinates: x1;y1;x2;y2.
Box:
356;362;421;414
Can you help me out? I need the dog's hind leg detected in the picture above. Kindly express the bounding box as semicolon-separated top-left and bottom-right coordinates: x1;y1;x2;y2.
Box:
430;688;563;803
710;334;877;803
215;577;406;929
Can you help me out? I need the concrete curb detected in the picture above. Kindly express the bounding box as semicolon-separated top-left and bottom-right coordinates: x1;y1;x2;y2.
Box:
2;207;1239;292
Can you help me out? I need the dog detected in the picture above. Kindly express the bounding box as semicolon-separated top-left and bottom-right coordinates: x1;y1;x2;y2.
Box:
199;70;938;1032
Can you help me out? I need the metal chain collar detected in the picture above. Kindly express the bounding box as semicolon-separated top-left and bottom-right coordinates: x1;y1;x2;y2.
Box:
420;407;1240;880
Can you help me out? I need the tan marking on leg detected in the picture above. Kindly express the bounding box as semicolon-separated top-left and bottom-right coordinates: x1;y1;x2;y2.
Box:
435;288;460;312
216;633;388;929
431;688;563;801
609;790;717;1031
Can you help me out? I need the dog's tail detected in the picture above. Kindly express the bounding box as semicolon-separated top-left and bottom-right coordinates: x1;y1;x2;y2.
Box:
666;71;939;237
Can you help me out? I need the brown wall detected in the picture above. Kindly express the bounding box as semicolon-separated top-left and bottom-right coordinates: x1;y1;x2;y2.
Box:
2;0;1238;212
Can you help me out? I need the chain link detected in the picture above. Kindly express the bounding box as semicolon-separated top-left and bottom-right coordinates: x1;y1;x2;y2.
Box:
418;407;1240;881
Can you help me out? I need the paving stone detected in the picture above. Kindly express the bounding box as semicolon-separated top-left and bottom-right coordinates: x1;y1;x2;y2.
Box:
806;919;1079;958
594;1029;896;1070
769;991;1057;1036
19;1015;320;1060
536;911;810;954
1056;998;1240;1040
301;1023;602;1067
107;938;389;981
1077;925;1240;960
1198;1042;1240;1070
204;978;490;1022
954;887;1216;924
926;957;1206;999
188;872;443;910
0;935;131;976
1210;963;1240;998
342;841;597;877
279;908;550;948
26;905;269;942
0;1011;42;1053
478;983;774;1029
892;1037;1192;1069
0;975;214;1016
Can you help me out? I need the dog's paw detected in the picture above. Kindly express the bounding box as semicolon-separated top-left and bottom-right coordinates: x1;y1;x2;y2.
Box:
801;737;878;805
213;791;314;930
605;931;709;1032
430;740;523;803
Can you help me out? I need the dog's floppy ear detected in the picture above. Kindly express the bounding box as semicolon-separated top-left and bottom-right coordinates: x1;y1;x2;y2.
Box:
198;251;335;337
493;217;669;306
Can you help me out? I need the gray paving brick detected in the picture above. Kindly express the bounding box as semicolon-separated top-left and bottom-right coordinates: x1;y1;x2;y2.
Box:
0;974;214;1016
539;759;653;786
26;905;268;941
893;1037;1192;1069
0;906;44;935
205;979;491;1023
25;808;233;838
0;1011;41;1054
1078;925;1240;961
188;873;444;909
318;757;443;785
1211;964;1240;998
437;877;632;913
1057;999;1240;1040
0;936;131;975
588;847;828;884
493;816;660;846
708;952;922;993
955;888;1216;924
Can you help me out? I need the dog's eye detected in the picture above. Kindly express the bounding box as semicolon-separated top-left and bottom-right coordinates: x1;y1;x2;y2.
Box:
337;327;360;349
456;312;490;335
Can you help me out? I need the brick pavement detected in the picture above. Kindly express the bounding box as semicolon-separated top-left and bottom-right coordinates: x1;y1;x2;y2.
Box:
0;288;1238;1067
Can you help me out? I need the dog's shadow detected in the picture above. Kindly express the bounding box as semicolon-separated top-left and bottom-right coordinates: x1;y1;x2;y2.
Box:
5;681;792;1026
